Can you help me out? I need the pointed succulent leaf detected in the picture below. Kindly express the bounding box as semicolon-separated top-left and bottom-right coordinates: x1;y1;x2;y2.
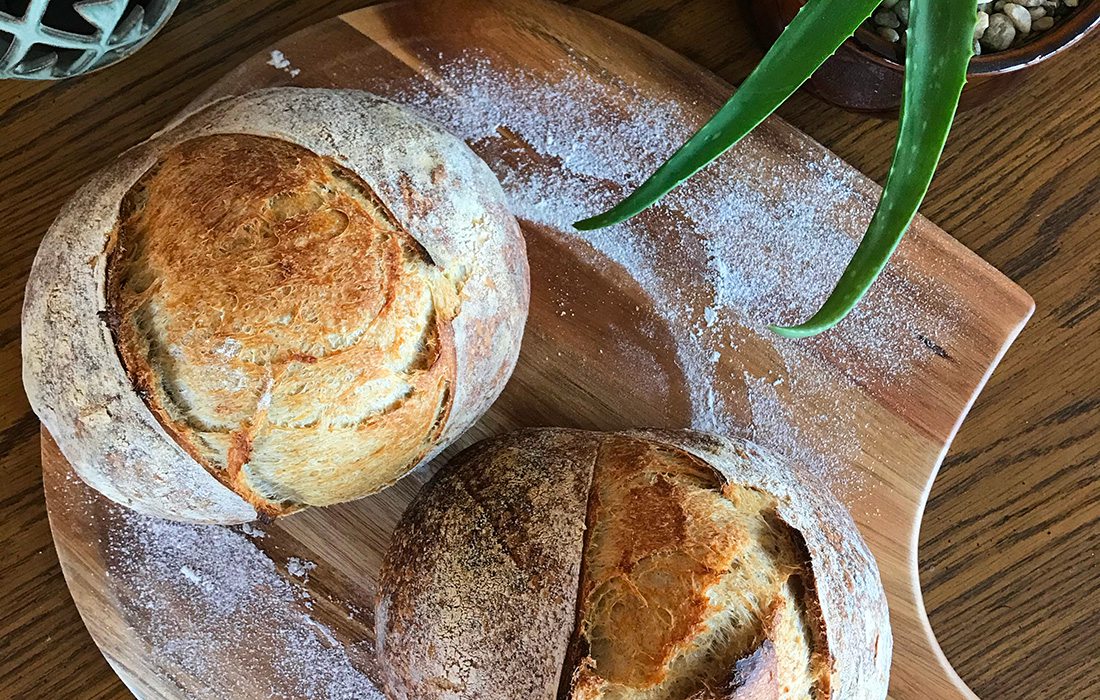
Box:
773;0;976;337
574;0;882;231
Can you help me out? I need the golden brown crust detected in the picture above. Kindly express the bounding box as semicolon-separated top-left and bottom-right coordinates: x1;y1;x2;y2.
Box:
106;133;455;514
376;430;891;700
574;438;730;691
571;436;823;700
627;431;890;699
22;88;528;523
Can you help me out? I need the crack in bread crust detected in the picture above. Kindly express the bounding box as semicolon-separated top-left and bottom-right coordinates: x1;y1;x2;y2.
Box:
106;133;456;514
375;429;891;700
23;88;529;525
570;436;828;700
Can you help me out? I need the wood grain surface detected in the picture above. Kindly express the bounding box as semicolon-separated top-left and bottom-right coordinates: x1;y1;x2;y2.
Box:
0;3;1095;700
35;0;1034;697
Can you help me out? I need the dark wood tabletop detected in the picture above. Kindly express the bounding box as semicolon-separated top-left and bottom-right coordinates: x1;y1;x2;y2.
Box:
1;1;1096;698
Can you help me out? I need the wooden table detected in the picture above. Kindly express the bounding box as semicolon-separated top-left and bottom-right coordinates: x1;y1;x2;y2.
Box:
0;1;1095;698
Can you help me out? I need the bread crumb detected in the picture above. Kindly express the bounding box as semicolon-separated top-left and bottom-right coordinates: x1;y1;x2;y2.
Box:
267;50;302;78
287;556;317;581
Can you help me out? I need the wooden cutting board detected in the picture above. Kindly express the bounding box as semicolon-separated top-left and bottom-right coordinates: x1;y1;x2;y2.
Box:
42;0;1034;697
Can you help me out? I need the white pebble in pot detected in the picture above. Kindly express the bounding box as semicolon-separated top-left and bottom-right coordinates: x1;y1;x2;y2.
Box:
982;13;1017;51
873;8;900;28
975;10;991;40
895;0;910;25
1003;3;1033;34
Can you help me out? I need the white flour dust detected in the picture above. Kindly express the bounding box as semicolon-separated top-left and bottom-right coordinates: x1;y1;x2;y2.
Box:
49;46;967;700
384;52;958;494
107;509;381;700
286;556;317;581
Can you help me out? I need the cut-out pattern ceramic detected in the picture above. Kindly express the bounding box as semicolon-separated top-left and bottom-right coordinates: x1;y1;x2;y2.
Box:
0;0;178;79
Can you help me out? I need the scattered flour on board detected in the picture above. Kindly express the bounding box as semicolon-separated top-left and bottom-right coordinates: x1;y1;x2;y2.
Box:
106;508;381;700
49;49;965;698
384;52;959;496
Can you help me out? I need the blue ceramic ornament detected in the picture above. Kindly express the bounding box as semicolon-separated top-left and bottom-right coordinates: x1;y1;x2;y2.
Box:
0;0;179;79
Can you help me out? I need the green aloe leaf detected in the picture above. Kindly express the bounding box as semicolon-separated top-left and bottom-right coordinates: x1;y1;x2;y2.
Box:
573;0;881;231
576;0;978;338
773;0;975;337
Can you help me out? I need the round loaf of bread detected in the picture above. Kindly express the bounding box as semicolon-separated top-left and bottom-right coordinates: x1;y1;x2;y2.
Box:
376;429;891;700
22;88;529;524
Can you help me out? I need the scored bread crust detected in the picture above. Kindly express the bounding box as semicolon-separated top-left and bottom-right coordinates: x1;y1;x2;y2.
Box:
628;430;892;699
22;88;529;524
376;429;891;700
376;430;600;699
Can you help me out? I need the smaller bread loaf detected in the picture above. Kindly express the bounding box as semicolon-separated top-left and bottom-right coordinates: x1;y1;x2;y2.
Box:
22;88;529;524
376;429;891;700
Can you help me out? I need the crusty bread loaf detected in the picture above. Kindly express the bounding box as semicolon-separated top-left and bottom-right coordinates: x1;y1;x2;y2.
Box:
22;88;529;523
376;429;891;700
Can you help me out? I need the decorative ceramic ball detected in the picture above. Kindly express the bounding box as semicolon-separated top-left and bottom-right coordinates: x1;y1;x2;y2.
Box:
0;0;179;80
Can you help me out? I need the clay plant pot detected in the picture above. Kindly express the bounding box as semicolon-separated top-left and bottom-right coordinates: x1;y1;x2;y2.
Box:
746;0;1100;115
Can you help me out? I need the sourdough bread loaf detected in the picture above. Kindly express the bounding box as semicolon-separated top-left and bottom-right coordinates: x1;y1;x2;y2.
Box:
22;88;529;523
376;429;891;700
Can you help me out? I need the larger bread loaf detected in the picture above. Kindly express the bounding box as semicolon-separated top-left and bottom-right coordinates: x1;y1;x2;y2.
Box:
376;429;891;699
22;88;529;524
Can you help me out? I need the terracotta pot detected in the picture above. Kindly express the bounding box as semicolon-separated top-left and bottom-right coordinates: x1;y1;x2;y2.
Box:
747;0;1100;115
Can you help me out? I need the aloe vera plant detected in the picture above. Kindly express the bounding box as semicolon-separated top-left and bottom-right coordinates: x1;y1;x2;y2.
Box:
575;0;977;337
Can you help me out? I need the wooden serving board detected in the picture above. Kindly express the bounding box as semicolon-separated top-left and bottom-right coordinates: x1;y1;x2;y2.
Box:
42;0;1034;697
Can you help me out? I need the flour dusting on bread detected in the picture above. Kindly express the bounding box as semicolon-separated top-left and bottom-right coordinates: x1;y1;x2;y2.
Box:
377;429;891;700
22;88;529;523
